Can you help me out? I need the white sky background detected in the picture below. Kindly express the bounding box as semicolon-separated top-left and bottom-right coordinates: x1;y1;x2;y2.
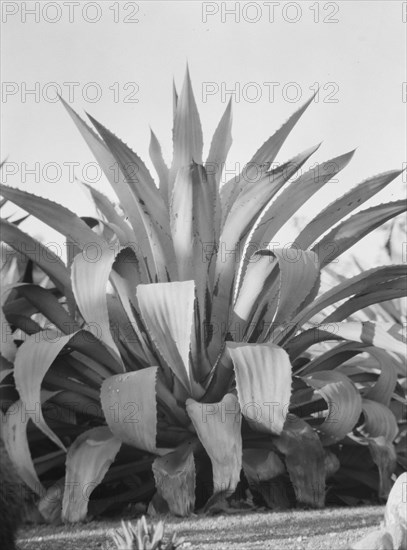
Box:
1;0;406;268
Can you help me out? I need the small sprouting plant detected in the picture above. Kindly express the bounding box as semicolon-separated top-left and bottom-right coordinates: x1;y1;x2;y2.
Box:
109;516;186;550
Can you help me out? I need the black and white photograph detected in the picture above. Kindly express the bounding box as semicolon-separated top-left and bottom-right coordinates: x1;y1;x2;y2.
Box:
1;1;406;548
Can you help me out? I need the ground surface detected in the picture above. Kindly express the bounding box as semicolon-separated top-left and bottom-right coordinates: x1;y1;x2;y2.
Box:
18;506;384;549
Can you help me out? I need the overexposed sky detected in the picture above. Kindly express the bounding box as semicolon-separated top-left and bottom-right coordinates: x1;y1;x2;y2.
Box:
1;0;406;262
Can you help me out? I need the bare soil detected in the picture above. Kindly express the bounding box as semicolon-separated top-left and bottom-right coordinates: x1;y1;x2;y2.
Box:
18;505;385;549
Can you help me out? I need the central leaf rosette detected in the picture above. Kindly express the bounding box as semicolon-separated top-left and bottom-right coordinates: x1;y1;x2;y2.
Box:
101;278;294;511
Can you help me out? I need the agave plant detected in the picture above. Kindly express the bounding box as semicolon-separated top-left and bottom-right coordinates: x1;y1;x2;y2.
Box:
0;68;405;522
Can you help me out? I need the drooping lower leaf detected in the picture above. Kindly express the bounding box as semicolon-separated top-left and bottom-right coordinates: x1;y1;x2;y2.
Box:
368;436;397;500
0;404;43;494
324;449;340;479
152;440;197;516
303;370;362;445
363;348;398;407
62;426;122;522
274;414;325;508
242;449;287;510
356;399;399;442
186;393;242;497
101;367;170;456
38;479;65;524
228;342;292;435
242;448;285;482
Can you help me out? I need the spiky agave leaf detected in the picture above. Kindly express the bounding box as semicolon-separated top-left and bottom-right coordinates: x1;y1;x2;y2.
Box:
149;129;170;205
151;439;198;516
314;201;407;268
62;427;122;522
220;92;317;218
208;145;321;361
256;248;320;343
87;113;177;282
71;244;126;367
227;342;292;435
171;66;203;193
302;370;363;445
286;321;406;360
0;184;105;251
274;414;326;508
0;404;42;494
0;219;72;298
101;368;172;456
291;265;406;329
135;281;202;398
242;449;287;509
186;393;242;498
295;169;404;250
